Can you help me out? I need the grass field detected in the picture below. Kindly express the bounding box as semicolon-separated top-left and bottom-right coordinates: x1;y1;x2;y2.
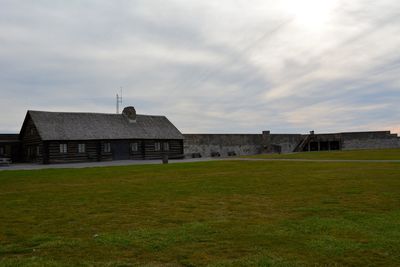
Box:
0;158;400;266
243;148;400;160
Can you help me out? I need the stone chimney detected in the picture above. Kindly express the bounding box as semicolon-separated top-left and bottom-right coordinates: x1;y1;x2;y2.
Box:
122;106;137;123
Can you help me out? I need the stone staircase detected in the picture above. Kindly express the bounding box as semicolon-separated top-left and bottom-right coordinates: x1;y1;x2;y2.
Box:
293;135;311;152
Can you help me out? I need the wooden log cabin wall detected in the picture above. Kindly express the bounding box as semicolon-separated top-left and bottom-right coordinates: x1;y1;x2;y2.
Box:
20;115;43;163
0;134;21;163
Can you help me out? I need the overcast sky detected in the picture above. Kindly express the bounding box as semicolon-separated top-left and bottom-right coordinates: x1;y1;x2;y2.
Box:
0;0;399;134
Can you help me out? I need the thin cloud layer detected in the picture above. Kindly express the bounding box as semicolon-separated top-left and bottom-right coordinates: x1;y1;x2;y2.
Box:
0;0;399;134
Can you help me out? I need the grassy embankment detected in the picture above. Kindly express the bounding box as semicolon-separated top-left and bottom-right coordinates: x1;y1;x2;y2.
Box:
0;155;400;266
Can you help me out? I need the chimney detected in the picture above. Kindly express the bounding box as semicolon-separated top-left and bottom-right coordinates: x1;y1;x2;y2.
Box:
122;106;137;123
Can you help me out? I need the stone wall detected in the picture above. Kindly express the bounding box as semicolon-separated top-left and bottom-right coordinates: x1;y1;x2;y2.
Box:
341;131;400;150
270;134;303;153
183;134;263;157
183;133;302;157
183;131;400;158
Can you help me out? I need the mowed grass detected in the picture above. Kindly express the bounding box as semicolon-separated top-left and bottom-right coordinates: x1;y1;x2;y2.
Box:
0;160;400;266
243;148;400;160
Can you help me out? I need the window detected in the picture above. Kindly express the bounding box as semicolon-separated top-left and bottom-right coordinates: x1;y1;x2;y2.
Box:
104;143;111;153
78;143;86;153
130;143;138;152
0;146;4;155
30;128;35;135
60;144;67;154
154;142;161;151
36;146;41;156
163;142;170;151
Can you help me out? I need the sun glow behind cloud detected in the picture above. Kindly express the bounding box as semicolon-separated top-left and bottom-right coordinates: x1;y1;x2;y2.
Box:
281;0;340;31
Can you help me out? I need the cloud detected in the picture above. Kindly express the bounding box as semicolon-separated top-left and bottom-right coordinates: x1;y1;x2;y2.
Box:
0;0;399;135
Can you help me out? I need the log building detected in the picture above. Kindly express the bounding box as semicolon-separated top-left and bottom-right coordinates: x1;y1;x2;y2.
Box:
0;134;21;162
17;106;184;164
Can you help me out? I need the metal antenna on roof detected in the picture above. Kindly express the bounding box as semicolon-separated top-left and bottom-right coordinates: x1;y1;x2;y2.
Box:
116;87;123;114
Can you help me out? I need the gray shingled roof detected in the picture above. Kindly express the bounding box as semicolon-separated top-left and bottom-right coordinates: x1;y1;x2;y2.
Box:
27;110;183;141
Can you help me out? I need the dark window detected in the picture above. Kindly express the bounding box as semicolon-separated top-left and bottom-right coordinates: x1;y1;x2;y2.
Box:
30;128;35;135
130;143;138;152
78;144;86;153
0;146;4;155
36;146;41;156
329;141;340;150
5;145;11;155
60;144;68;154
155;142;161;151
104;143;111;153
320;141;329;151
163;142;170;151
310;142;319;151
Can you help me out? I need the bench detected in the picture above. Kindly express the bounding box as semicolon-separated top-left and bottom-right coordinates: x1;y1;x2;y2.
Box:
0;158;11;167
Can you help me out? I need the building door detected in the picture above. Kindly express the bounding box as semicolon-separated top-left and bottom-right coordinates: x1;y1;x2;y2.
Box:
112;141;130;160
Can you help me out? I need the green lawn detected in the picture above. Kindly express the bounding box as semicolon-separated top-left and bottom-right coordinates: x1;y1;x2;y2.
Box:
243;148;400;160
1;160;400;266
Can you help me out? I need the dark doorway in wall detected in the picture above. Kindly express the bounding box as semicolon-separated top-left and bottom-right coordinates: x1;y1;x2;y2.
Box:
320;141;329;151
310;142;319;151
271;145;282;154
329;141;340;150
112;141;130;160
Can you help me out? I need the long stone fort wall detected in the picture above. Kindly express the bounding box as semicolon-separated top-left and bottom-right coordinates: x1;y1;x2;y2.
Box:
341;131;400;150
183;131;400;158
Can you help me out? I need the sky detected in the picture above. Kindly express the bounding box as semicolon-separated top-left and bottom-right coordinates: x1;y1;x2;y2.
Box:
0;0;399;134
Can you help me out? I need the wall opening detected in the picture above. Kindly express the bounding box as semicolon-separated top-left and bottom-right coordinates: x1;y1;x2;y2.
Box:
310;142;319;151
329;141;340;150
319;141;329;151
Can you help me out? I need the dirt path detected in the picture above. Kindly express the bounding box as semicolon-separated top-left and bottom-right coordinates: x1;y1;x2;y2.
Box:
1;157;399;171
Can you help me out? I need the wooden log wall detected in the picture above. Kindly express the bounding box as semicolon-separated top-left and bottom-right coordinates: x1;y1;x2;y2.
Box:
143;139;183;160
45;139;183;164
20;115;43;163
130;141;144;160
47;141;101;164
0;143;21;162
